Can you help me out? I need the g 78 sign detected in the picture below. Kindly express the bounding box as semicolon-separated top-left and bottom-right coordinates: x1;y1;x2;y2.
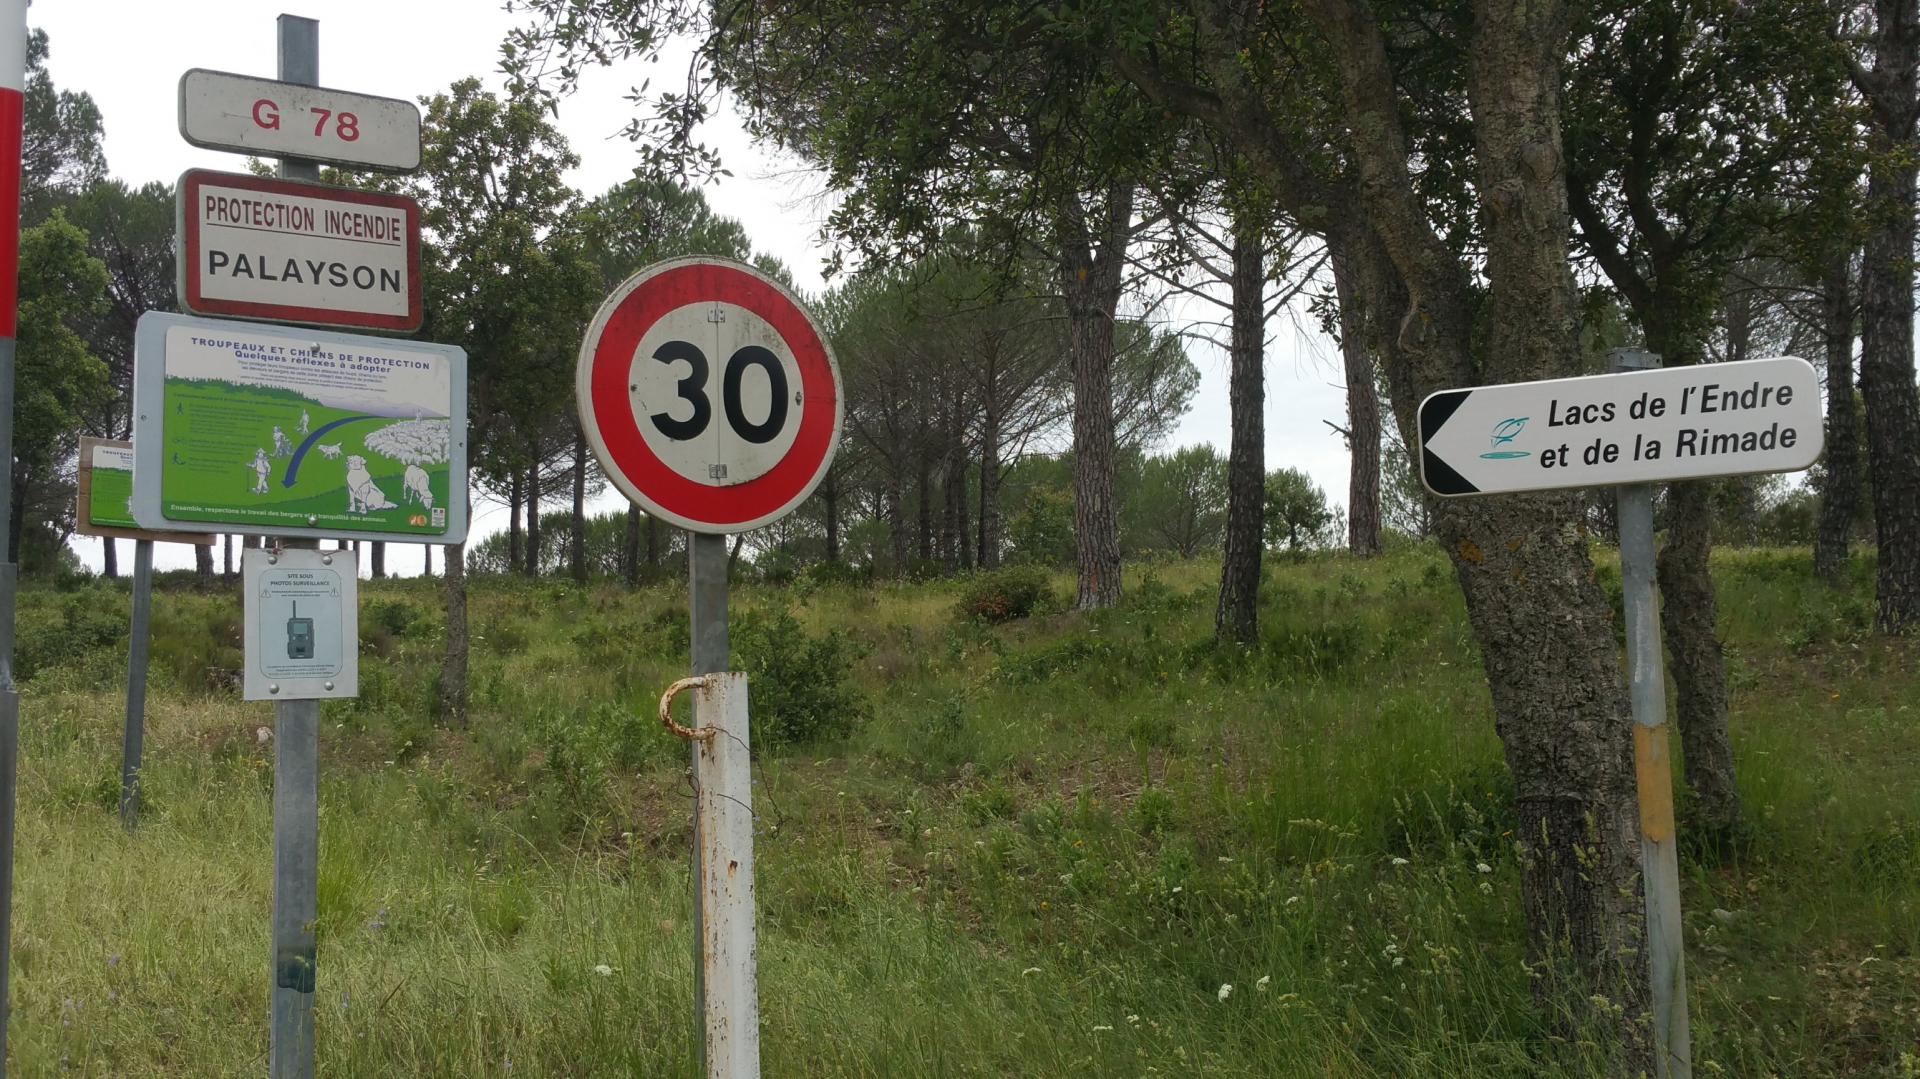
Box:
179;69;421;172
576;258;843;533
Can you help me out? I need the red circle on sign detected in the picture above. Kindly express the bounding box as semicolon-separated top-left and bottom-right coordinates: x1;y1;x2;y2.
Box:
576;258;842;533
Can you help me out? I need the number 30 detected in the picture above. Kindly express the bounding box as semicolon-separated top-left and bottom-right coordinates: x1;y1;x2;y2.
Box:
650;340;789;445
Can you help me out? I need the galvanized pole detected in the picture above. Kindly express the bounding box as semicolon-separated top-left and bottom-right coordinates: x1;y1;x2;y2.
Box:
691;673;758;1076
0;2;32;1069
270;18;322;1079
688;531;728;1073
1609;347;1691;1079
119;539;155;830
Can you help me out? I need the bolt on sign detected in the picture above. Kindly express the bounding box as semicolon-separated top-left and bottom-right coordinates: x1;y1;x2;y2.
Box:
129;311;468;545
177;168;422;332
577;257;844;534
1419;356;1823;497
179;68;421;172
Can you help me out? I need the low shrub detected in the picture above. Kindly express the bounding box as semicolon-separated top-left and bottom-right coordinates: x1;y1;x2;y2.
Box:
732;608;866;748
955;566;1054;624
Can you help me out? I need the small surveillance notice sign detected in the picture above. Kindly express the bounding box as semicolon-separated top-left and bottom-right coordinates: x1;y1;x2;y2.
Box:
242;545;358;700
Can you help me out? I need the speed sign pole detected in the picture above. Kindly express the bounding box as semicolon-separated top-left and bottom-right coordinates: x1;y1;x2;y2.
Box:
578;257;842;1078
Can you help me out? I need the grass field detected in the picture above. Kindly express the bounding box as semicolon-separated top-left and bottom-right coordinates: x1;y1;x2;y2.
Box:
7;544;1918;1075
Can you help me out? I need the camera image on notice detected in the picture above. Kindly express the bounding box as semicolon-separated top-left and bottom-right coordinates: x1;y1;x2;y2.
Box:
286;601;315;660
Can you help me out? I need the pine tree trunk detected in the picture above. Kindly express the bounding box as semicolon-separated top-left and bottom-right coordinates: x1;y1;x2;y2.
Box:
646;512;660;567
423;544;433;578
884;477;907;574
223;534;233;580
1332;244;1383;557
1061;184;1132;610
371;541;385;579
1815;250;1861;584
1859;0;1920;632
916;414;934;566
571;426;588;584
940;432;960;574
824;478;841;563
194;541;213;582
102;538;117;579
1216;213;1265;643
955;456;972;572
978;409;1001;570
508;471;523;573
624;506;641;586
438;539;468;729
525;465;542;578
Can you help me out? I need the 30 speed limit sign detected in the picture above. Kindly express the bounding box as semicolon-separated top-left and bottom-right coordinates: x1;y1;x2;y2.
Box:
577;257;843;533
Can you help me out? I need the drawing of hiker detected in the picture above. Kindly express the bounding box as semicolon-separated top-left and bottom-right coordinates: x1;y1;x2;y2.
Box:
250;448;271;494
298;409;310;435
272;426;292;457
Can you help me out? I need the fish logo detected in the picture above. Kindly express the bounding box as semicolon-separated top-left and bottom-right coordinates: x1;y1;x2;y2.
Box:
1481;417;1531;460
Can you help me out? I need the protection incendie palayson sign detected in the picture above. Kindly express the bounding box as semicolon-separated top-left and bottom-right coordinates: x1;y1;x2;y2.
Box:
176;168;422;332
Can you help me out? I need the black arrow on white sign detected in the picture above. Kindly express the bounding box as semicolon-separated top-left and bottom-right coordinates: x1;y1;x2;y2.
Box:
1418;356;1824;498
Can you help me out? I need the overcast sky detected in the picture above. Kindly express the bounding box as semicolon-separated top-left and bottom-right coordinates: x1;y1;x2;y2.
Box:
37;1;1354;575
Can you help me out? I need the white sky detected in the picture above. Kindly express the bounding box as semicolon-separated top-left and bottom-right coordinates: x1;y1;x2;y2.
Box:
40;1;1352;575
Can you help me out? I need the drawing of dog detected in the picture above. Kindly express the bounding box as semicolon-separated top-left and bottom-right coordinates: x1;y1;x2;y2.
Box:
402;464;433;510
345;455;397;514
316;443;343;460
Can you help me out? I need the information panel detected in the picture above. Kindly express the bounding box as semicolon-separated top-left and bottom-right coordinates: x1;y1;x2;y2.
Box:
131;312;468;544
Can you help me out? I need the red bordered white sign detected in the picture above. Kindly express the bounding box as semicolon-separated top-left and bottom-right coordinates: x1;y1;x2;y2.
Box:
177;168;422;332
577;257;843;534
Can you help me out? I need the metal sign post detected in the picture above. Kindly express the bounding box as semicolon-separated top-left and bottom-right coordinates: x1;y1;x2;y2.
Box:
689;532;728;1071
1609;349;1691;1079
272;18;321;1079
0;1;28;1068
75;437;213;830
120;540;154;831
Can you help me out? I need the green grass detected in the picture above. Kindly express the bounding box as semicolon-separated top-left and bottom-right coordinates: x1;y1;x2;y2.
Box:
8;546;1919;1075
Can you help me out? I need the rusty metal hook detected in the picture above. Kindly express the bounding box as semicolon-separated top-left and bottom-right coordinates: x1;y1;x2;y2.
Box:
658;675;717;742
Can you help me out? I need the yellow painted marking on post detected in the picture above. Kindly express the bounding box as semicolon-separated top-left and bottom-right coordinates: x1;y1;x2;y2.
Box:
1635;723;1676;844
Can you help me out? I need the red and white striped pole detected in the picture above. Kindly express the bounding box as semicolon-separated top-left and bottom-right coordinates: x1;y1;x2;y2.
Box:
0;1;29;1071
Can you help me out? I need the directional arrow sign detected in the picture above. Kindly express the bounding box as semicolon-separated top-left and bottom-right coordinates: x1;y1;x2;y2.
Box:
1419;356;1824;497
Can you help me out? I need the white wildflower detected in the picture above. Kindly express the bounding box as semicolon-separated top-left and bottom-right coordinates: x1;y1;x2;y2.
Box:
1255;975;1271;992
1022;967;1042;976
1390;856;1410;867
593;964;613;977
1476;862;1493;874
1216;983;1233;1002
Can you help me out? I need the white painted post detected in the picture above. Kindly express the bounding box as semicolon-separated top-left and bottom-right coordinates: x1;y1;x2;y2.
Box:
1610;347;1691;1079
693;672;759;1077
659;669;760;1079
